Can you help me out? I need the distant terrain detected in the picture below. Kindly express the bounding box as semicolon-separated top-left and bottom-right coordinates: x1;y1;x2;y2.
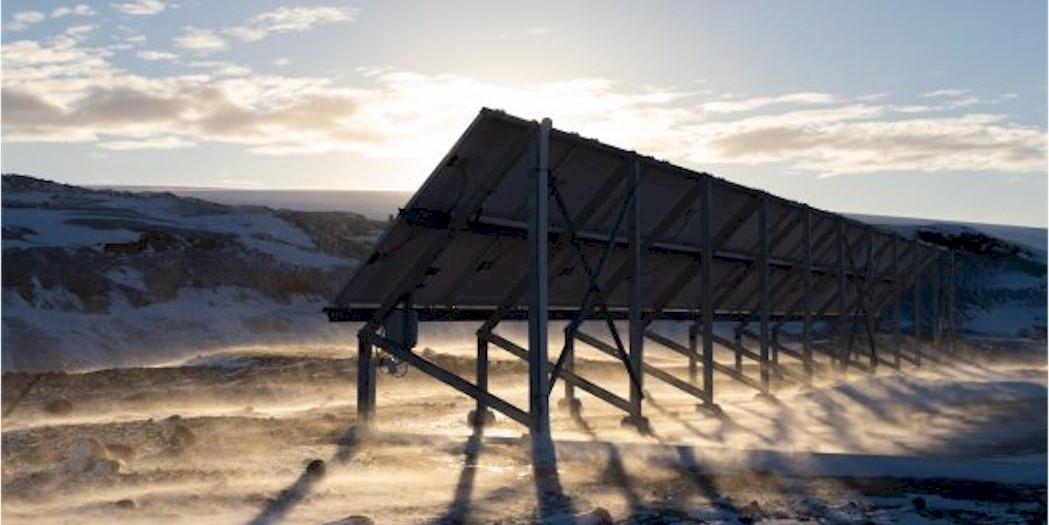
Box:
2;174;1045;372
2;175;386;371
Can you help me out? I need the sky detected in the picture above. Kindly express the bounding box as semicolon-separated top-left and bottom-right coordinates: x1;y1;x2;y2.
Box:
2;0;1047;226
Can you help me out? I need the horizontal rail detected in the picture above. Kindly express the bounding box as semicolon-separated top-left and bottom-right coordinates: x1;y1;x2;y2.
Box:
484;332;632;414
363;332;531;426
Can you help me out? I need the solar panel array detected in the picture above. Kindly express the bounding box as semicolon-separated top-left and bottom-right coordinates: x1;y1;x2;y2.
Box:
331;109;942;320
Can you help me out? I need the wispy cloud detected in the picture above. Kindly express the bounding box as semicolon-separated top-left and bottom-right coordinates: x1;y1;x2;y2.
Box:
699;92;836;113
173;27;226;53
111;0;168;16
136;49;178;61
226;6;357;42
6;11;46;31
921;88;970;98
1;35;1044;177
51;4;97;18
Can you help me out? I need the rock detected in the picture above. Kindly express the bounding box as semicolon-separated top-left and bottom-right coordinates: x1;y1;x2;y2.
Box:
912;496;927;511
93;458;121;475
170;424;196;449
115;499;136;510
324;516;374;525
105;443;135;462
574;507;613;525
305;459;326;478
66;437;108;473
44;398;74;415
738;500;765;524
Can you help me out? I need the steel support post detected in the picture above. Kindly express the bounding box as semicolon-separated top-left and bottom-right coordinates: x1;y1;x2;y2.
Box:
470;332;495;426
801;206;813;384
914;248;923;366
865;228;877;370
626;157;647;428
837;222;848;373
758;196;771;394
688;325;698;383
932;253;942;355
356;330;376;427
701;177;715;406
528;119;552;447
892;237;902;369
560;325;577;411
948;251;957;353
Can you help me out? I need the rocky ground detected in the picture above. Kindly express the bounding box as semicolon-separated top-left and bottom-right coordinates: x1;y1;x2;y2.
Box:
1;340;1045;524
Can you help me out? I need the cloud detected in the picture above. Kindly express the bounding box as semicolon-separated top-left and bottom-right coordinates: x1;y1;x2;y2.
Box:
6;11;46;31
706;114;1046;175
111;0;167;16
136;50;178;61
921;88;970;98
98;136;193;150
51;4;97;18
273;57;291;67
173;27;227;53
226;6;357;42
699;92;836;113
1;35;1044;177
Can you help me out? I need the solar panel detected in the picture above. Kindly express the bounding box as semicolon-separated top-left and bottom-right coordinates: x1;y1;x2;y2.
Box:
330;108;942;320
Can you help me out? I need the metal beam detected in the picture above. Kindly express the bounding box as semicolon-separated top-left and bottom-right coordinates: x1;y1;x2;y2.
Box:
700;176;714;405
365;332;530;426
802;206;813;383
356;331;376;426
628;158;644;421
528;118;551;438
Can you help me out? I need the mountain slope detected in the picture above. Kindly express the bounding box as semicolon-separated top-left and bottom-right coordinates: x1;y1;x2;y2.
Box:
2;175;384;371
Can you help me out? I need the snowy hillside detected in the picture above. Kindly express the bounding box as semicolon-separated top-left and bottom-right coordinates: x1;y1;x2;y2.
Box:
850;214;1047;340
2;175;1044;372
1;175;384;371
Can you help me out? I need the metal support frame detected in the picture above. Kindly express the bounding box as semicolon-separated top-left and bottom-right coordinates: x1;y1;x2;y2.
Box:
357;331;376;426
627;158;646;426
914;243;923;366
700;176;715;405
528;118;552;441
892;236;902;369
337;114;967;452
836;222;848;372
758;195;771;393
801;206;813;384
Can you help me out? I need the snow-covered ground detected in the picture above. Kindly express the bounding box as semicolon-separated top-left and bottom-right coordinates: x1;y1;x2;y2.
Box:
2;175;1046;523
1;342;1044;524
2;175;383;371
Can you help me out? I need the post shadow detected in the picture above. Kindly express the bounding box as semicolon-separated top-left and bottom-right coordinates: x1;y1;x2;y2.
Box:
531;430;577;524
433;426;486;524
246;425;362;525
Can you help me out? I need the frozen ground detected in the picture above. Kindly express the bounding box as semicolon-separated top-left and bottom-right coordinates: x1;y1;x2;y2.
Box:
2;339;1045;524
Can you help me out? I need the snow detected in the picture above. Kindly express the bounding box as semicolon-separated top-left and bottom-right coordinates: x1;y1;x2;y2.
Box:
3;188;353;268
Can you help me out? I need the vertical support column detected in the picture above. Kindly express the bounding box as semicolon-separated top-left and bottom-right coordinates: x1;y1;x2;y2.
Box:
627;157;646;427
688;325;698;383
700;176;716;408
470;332;495;426
836;222;848;373
932;252;942;356
892;237;902;369
866;228;876;369
561;326;577;411
528;118;552;445
758;195;771;395
356;330;376;427
948;251;958;353
801;206;813;385
913;245;923;366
